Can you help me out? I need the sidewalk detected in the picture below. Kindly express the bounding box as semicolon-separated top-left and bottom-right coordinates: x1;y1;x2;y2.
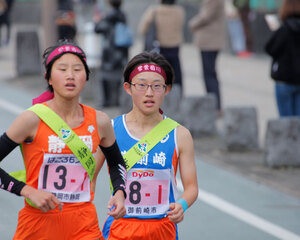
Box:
0;30;299;200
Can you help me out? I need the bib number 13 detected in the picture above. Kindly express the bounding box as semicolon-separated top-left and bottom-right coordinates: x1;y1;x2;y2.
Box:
43;165;66;190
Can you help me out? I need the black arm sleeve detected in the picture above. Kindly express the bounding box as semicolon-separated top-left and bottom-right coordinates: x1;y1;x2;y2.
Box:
100;141;127;198
0;132;26;196
0;132;19;161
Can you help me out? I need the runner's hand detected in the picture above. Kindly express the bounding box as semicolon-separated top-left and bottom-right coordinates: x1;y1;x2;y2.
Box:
167;202;184;224
107;190;126;219
20;185;63;212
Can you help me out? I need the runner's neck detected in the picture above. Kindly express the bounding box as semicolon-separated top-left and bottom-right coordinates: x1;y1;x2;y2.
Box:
47;99;84;128
125;111;164;139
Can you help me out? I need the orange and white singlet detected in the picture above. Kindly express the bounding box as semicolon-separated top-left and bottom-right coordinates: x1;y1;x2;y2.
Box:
13;104;104;240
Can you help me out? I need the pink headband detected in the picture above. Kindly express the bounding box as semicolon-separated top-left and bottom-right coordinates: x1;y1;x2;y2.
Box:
129;64;167;82
46;45;86;65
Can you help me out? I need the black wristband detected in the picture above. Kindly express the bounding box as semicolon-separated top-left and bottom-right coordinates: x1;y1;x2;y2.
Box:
0;132;19;162
100;141;127;198
0;168;26;196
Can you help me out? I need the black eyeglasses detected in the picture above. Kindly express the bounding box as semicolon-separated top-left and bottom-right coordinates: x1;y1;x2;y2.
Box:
130;83;166;93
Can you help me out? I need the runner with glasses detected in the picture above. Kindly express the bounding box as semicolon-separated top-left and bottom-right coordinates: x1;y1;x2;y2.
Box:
102;51;199;240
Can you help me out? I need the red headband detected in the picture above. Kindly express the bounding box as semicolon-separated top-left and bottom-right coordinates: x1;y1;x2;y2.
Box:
129;64;167;82
46;45;86;65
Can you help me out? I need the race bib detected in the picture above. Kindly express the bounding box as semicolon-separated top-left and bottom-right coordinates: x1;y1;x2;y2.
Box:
38;153;91;203
125;168;171;217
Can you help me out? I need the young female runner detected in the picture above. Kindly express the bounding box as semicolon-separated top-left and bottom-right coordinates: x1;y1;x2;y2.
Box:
102;51;198;239
0;40;126;240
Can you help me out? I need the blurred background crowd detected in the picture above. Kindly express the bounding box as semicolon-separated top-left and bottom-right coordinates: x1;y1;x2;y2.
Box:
1;0;298;119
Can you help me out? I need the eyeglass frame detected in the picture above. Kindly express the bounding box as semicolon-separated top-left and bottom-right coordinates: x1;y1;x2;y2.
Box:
129;82;167;92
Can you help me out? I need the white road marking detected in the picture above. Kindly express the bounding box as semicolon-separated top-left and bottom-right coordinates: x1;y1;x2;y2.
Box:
177;180;300;240
0;98;25;115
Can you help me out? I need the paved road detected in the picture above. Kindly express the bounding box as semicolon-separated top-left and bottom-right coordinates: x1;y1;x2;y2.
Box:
1;81;300;240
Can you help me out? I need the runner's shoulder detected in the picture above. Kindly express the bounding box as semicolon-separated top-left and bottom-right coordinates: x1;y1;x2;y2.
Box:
176;124;194;148
177;125;192;138
18;109;40;126
95;110;112;129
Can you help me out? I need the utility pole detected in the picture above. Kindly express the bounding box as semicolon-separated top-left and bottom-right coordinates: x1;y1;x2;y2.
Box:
42;0;57;49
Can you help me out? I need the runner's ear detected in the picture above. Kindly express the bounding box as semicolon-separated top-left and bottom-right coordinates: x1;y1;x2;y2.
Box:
123;82;132;96
165;85;172;95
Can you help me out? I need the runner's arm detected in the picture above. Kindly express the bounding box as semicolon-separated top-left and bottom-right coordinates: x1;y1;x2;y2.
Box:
0;110;39;195
0;133;26;195
96;111;126;198
168;126;198;223
2;111;63;212
97;148;126;219
99;142;126;197
91;148;106;192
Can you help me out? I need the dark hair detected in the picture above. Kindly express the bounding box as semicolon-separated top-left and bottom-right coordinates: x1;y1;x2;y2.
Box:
280;0;300;21
123;51;174;86
43;39;90;92
109;0;122;9
161;0;176;4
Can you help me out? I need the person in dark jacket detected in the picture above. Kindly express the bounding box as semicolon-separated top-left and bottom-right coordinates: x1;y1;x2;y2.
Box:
56;0;77;41
94;0;129;107
265;0;300;117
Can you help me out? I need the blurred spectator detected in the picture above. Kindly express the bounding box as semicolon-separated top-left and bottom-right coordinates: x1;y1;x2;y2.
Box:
75;0;97;31
138;0;185;95
265;0;300;117
56;0;77;41
94;0;129;107
188;0;226;113
0;0;14;47
0;0;5;14
225;0;251;58
233;0;253;53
